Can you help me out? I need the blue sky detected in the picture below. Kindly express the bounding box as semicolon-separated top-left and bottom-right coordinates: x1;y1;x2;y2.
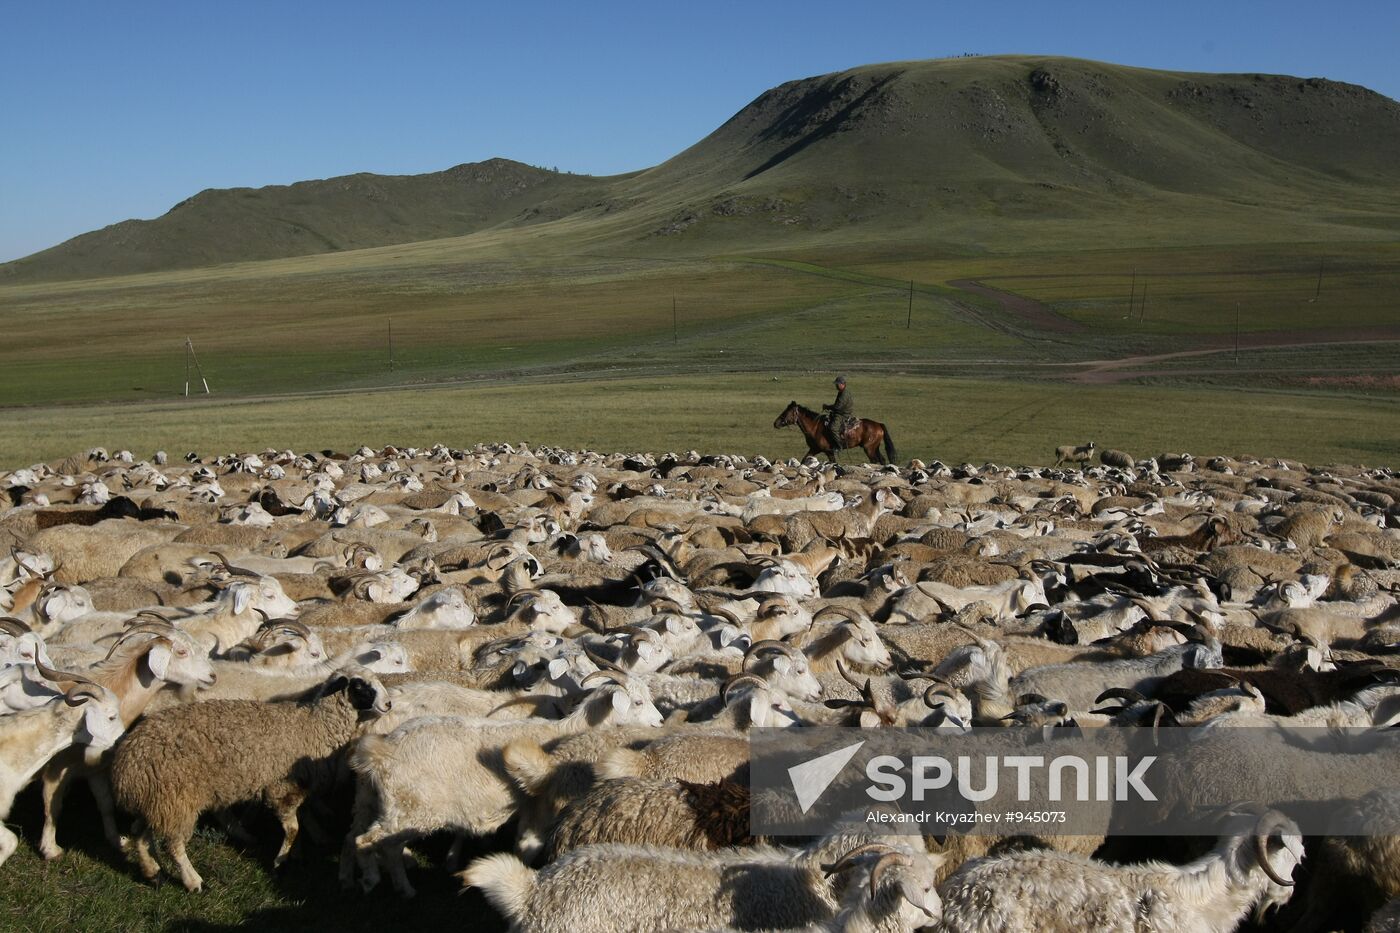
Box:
2;1;1396;262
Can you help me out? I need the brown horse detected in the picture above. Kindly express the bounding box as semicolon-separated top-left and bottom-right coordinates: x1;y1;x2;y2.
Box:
773;401;897;464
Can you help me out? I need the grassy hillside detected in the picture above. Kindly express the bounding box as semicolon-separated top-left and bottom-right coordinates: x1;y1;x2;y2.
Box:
6;57;1400;282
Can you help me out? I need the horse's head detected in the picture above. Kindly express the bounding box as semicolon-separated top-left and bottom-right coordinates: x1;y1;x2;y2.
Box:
774;401;799;429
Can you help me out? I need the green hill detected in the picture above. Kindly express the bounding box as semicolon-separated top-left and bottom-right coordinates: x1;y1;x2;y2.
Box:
6;56;1400;282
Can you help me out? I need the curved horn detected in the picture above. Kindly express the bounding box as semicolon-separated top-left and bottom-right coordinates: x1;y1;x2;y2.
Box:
924;683;961;707
868;851;914;902
821;842;900;876
836;658;867;692
63;682;108;706
744;639;801;668
582;644;629;676
710;605;743;626
813;604;867;625
580;669;626;689
0;617;32;636
1254;814;1296;887
722;673;770;703
34;658;98;686
1094;687;1147;706
136;609;176;624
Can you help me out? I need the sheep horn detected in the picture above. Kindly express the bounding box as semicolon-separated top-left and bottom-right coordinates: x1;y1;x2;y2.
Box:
104;622;176;658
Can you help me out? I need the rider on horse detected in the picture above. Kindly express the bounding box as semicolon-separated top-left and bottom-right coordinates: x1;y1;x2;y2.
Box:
821;375;856;450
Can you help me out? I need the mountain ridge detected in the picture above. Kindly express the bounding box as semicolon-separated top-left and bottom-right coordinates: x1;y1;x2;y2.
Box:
6;55;1400;283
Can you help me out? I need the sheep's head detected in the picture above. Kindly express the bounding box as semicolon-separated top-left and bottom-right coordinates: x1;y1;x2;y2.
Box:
723;673;799;729
321;668;393;719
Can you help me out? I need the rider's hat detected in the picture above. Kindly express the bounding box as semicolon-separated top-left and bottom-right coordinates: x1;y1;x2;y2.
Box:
834;375;848;385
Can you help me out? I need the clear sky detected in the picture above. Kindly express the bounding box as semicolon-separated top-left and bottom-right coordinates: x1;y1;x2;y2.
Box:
2;0;1396;263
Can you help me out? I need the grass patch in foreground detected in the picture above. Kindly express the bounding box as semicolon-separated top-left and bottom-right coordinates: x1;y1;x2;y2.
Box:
3;373;1396;468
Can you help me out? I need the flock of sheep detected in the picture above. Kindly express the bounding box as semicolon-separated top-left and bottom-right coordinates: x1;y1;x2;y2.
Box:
1;439;1399;932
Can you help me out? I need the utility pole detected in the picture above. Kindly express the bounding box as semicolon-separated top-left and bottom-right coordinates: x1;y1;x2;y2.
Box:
1139;283;1148;322
184;338;210;395
388;319;395;371
672;297;678;344
906;280;914;329
1232;303;1243;364
1313;257;1325;301
1127;267;1136;319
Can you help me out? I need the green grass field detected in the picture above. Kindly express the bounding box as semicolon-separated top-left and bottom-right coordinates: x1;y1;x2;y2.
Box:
3;373;1396;468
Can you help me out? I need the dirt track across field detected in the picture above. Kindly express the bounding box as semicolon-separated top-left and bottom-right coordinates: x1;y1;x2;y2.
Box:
948;279;1087;333
1068;326;1400;383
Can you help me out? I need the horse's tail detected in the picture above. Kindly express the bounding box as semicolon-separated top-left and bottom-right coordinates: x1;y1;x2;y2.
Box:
883;426;897;464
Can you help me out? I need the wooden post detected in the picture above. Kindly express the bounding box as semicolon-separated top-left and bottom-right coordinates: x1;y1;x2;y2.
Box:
184;340;191;397
1313;257;1324;301
1126;268;1136;319
906;280;914;329
1139;283;1148;322
1234;302;1240;364
389;319;395;371
185;338;210;394
672;297;678;344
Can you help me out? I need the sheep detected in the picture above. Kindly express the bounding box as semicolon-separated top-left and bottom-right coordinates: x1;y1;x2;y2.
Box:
110;668;392;891
346;672;665;895
1098;448;1135;470
463;835;938;933
936;809;1302;933
1054;441;1096;467
37;620;217;860
0;680;124;867
545;776;750;857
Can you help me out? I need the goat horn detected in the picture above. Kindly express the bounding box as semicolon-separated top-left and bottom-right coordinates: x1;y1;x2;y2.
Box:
35;658;98;686
136;609;175;623
710;605;742;626
869;851;914;902
1094;687;1146;705
722;673;769;703
63;682;108;706
813;604;866;625
580;669;626;689
821;842;900;876
924;683;961;707
836;658;866;691
744;639;801;665
0;617;32;636
1254;815;1296;887
582;644;629;676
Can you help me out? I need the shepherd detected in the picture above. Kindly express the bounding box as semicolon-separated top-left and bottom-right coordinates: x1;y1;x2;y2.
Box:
773;376;897;464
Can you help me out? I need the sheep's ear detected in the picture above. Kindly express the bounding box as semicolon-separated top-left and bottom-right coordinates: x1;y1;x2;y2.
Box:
610;689;630;713
547;658;569;680
358;647;385;664
858;710;882;729
636;642;654;659
324;675;349;695
665;617;685;635
145;642;172;680
772;656;792;675
231;584;252;615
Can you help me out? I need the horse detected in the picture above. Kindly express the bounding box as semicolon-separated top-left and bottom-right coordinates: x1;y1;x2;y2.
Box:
773;401;897;464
